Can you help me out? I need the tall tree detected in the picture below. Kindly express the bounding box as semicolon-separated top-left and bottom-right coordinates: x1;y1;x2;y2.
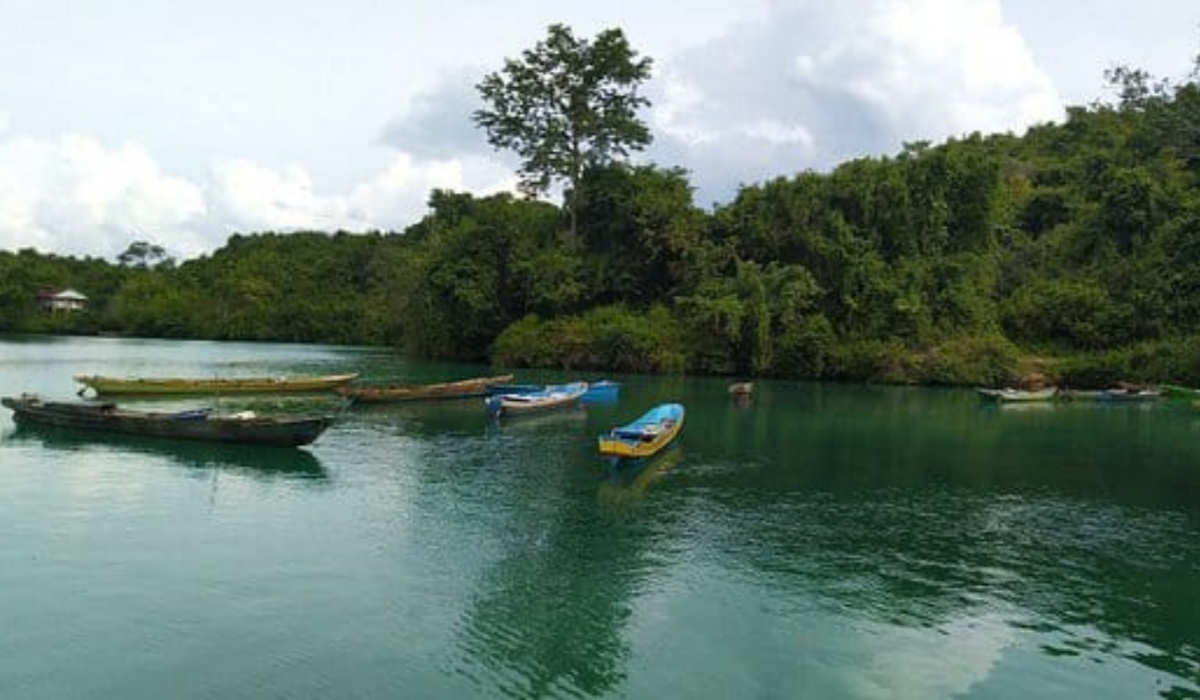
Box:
117;240;174;269
473;23;653;235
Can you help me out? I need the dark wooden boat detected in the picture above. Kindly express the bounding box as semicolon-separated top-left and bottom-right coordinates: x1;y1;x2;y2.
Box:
2;395;333;447
336;374;514;404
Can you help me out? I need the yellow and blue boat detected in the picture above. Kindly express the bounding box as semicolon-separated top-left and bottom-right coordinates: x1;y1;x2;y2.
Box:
597;403;684;459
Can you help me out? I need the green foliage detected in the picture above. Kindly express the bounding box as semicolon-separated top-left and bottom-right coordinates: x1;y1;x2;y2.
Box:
827;338;923;384
1055;352;1134;389
105;272;200;337
492;305;685;373
1051;336;1200;389
117;240;174;269
1000;278;1137;350
6;45;1200;388
395;192;563;360
911;334;1023;387
576;164;704;306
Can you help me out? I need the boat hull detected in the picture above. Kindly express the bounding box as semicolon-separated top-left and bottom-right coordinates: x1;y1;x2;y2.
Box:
975;387;1057;402
3;396;332;447
1096;388;1164;402
581;380;620;404
486;382;588;416
337;374;515;403
598;403;685;459
75;373;359;396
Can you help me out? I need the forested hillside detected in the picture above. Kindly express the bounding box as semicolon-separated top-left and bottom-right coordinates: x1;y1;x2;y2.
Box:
4;60;1199;387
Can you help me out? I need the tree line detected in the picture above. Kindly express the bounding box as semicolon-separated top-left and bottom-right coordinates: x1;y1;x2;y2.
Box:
3;28;1200;388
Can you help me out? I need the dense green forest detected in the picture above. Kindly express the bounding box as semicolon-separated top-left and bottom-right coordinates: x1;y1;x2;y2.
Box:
4;55;1200;388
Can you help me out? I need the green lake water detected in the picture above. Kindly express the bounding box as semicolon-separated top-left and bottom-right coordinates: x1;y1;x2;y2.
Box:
1;335;1197;699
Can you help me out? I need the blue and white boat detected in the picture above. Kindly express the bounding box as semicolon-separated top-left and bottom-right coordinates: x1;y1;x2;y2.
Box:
486;379;619;404
485;381;589;417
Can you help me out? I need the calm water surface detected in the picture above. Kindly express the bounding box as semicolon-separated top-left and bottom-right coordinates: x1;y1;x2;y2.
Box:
1;335;1197;699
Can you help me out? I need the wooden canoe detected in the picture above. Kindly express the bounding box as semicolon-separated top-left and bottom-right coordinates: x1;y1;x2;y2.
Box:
2;395;332;447
74;373;359;397
597;403;685;459
336;374;515;404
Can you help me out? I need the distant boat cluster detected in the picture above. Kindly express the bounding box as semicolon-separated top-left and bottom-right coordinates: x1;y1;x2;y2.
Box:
974;384;1174;404
4;371;686;462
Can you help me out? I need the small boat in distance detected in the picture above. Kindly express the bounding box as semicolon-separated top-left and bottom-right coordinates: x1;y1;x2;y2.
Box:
728;382;753;397
1096;387;1164;402
598;403;685;459
2;395;333;447
337;374;514;404
75;372;358;397
975;387;1058;402
485;381;588;417
486;379;620;404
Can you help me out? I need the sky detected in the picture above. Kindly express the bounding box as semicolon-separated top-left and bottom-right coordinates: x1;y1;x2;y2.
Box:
0;0;1197;261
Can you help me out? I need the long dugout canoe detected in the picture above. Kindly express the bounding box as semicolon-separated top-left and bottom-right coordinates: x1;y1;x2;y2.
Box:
74;373;359;396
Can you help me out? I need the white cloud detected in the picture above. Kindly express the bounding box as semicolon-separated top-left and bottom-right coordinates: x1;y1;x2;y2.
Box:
0;131;520;261
0;133;206;259
741;119;815;149
206;153;519;240
652;72;720;147
647;0;1063;202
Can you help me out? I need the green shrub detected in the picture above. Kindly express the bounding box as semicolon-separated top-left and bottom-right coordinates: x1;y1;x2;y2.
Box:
914;334;1022;386
770;314;836;378
827;338;921;383
491;304;686;373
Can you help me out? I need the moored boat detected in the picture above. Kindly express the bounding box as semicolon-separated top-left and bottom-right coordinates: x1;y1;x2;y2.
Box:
2;395;333;447
486;379;619;404
75;373;359;397
485;381;588;416
728;382;754;397
597;403;685;459
1096;387;1164;402
337;374;514;403
975;387;1058;402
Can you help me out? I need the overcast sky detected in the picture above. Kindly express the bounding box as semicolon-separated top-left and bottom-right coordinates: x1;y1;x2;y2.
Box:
0;0;1197;261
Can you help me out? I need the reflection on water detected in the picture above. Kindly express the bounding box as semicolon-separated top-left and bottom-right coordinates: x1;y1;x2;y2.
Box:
442;380;1200;698
2;337;1199;699
347;398;492;439
597;447;684;511
2;422;327;480
451;491;654;697
486;405;589;433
